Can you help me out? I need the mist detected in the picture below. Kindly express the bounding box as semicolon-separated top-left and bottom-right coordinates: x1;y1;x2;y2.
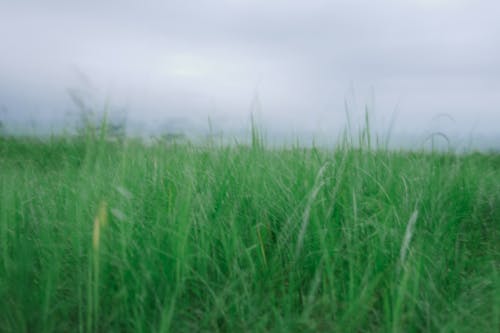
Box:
0;0;499;149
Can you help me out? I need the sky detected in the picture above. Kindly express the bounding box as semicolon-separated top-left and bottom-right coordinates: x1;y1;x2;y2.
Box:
0;0;499;148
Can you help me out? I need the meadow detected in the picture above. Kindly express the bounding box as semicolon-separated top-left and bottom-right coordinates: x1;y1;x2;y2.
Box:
0;127;499;332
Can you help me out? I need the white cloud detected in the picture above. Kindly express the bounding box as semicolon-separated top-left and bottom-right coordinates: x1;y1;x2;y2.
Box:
0;0;498;144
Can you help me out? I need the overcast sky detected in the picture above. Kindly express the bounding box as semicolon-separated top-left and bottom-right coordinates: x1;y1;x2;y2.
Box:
0;0;499;146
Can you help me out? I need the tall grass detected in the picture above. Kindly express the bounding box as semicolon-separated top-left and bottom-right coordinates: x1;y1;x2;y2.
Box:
0;127;499;332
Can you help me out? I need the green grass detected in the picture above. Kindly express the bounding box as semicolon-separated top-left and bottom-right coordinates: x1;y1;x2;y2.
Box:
0;131;499;332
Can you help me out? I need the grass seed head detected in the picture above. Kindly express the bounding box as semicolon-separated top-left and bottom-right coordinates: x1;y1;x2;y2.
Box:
92;201;108;251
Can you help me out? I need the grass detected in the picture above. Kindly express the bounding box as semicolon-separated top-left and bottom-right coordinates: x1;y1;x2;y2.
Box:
0;127;499;332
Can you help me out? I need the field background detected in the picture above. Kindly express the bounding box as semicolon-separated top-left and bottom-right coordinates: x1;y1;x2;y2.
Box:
0;130;499;332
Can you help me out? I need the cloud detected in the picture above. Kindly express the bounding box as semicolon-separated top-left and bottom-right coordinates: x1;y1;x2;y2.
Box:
0;0;498;142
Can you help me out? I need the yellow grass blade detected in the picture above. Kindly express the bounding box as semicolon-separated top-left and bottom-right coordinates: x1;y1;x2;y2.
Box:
92;201;108;251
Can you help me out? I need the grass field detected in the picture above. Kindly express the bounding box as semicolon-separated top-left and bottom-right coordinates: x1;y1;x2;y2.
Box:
0;128;499;332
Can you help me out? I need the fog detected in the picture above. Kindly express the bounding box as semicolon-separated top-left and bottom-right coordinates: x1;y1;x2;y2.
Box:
0;0;499;148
